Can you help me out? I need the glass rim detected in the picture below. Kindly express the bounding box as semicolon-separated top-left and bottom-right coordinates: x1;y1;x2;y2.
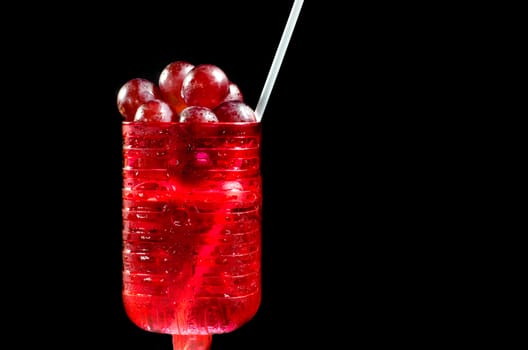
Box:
122;121;261;126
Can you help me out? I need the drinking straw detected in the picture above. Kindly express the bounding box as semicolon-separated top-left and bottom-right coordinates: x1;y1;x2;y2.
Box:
255;0;304;122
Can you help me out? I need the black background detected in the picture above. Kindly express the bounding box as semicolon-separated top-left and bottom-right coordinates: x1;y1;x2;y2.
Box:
9;2;350;349
4;1;473;349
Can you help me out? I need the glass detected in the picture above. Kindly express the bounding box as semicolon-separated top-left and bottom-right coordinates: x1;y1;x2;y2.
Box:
121;121;262;350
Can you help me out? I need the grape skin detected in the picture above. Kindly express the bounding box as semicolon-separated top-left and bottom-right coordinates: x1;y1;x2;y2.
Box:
134;99;174;123
181;64;229;110
158;60;195;116
117;78;162;121
178;106;218;123
214;101;257;122
222;82;244;103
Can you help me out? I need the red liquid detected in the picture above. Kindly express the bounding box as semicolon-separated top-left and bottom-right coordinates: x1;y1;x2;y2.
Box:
122;122;262;335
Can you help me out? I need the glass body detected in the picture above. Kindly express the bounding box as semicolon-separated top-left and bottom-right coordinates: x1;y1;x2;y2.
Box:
121;122;262;337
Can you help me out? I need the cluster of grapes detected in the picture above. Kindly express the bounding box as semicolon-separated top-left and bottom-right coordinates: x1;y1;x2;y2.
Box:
117;60;257;123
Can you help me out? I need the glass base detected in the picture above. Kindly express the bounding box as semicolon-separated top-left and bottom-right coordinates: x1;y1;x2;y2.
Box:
172;334;213;350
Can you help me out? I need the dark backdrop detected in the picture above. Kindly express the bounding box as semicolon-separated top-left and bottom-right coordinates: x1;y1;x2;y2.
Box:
73;3;310;349
11;2;342;350
4;2;462;349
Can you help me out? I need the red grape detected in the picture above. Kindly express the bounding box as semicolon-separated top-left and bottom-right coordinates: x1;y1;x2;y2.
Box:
117;78;162;121
134;99;174;123
214;101;257;122
222;82;244;103
158;60;195;115
181;64;229;109
178;106;218;123
117;60;259;126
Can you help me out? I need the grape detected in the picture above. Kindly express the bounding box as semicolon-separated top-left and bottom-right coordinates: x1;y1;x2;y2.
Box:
179;106;218;123
134;99;174;123
181;64;229;109
158;60;195;115
117;60;258;125
117;78;162;121
222;82;244;103
214;101;257;122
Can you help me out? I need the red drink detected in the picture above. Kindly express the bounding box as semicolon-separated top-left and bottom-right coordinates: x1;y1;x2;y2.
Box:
122;121;262;347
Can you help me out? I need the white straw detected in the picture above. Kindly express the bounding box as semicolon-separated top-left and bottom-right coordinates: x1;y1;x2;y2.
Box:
255;0;304;122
